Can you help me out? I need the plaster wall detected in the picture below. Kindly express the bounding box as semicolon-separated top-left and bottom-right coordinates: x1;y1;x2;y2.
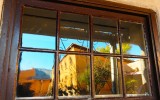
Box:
106;0;160;40
0;0;3;20
0;0;3;37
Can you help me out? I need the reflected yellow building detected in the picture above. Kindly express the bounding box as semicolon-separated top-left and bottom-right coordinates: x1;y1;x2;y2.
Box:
18;68;52;96
49;44;149;96
58;44;90;96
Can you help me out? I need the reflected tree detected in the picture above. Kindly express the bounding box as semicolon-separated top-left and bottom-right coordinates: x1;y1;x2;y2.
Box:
94;57;111;94
57;43;133;95
17;83;34;97
97;43;132;54
95;43;132;94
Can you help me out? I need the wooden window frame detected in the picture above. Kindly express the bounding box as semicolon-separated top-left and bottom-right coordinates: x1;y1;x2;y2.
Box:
0;0;159;100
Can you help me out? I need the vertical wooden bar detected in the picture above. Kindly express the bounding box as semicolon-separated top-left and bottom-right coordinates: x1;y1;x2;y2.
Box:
54;11;60;100
118;20;125;97
5;0;20;99
148;13;160;98
89;15;95;98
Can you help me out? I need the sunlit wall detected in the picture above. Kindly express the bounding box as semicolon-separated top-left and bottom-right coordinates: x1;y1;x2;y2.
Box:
0;0;4;37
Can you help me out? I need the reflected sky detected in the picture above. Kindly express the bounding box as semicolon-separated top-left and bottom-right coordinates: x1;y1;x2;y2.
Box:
21;33;142;70
23;33;142;55
22;33;55;49
19;51;54;70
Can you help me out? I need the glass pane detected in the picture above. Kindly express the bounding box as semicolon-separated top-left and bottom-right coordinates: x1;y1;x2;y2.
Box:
58;54;90;96
93;56;122;95
17;52;54;97
120;21;146;55
123;58;150;96
21;7;56;49
60;13;89;52
93;17;119;54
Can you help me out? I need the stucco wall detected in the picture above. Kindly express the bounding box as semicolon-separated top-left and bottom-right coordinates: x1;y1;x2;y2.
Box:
0;0;3;37
106;0;160;40
0;0;3;20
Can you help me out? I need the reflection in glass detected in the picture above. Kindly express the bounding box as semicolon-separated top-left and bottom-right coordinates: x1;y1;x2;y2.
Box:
93;17;119;54
120;21;146;55
17;52;54;97
21;7;56;49
58;54;90;96
93;56;122;95
123;58;150;96
60;13;89;52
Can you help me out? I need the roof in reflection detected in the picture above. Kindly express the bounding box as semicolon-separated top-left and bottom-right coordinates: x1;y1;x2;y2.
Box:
66;43;89;51
19;68;52;81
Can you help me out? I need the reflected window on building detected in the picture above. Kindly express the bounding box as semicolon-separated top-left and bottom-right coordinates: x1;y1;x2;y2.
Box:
58;54;90;96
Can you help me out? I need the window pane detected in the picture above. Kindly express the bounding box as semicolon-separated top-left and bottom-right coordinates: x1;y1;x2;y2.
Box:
120;21;146;55
58;54;90;96
93;17;119;54
17;52;54;97
93;56;122;95
21;7;56;49
123;58;150;96
60;13;89;52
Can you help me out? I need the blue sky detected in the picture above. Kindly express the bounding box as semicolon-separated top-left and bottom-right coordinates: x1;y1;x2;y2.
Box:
20;51;54;70
20;33;143;70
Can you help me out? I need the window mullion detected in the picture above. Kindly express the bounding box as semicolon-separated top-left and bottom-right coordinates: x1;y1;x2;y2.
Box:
54;11;60;99
118;20;126;97
89;15;95;98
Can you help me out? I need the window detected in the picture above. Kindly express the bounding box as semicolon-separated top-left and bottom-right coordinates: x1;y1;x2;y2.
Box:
11;1;159;100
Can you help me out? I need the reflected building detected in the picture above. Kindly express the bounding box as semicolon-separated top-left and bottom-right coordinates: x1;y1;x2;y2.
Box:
58;44;90;96
49;43;150;96
123;59;149;94
17;68;52;97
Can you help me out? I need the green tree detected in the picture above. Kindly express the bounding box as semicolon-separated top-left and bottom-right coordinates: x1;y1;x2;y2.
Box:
93;56;111;94
97;43;132;54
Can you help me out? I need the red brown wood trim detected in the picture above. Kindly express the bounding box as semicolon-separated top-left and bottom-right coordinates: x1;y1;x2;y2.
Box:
21;0;145;23
0;0;18;99
0;0;159;99
54;11;60;99
89;15;95;98
5;0;20;99
57;0;155;15
149;12;160;96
